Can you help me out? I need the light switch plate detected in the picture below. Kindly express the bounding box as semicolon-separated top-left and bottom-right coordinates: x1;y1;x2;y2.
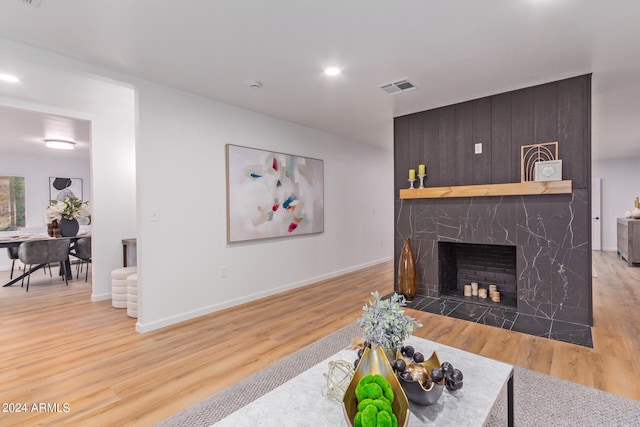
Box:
150;208;160;222
475;143;482;154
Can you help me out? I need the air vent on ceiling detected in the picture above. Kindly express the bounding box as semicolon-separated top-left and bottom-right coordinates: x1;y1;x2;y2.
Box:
18;0;42;7
379;79;417;95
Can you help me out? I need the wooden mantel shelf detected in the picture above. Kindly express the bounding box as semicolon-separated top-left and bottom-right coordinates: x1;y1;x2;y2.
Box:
399;180;573;199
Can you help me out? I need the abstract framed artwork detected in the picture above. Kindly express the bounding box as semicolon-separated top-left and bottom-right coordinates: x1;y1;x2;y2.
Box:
49;177;83;202
226;144;324;243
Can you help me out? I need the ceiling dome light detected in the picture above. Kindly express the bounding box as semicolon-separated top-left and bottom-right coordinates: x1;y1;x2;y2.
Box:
45;139;75;150
0;74;20;83
324;67;341;76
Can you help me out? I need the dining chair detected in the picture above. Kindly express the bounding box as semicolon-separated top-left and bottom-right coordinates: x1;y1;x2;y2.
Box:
18;239;71;291
72;237;91;282
6;246;19;280
6;245;52;281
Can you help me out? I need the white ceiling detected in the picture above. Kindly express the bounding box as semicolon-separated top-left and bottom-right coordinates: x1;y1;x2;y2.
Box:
0;0;639;160
0;104;90;159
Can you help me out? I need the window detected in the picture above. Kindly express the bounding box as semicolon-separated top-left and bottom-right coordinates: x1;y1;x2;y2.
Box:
0;176;26;231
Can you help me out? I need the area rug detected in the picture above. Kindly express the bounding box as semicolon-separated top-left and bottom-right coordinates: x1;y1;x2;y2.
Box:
157;323;640;427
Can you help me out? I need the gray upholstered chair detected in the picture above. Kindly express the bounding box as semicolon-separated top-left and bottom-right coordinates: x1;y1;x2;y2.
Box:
18;239;71;291
7;245;52;281
6;246;19;280
72;237;91;282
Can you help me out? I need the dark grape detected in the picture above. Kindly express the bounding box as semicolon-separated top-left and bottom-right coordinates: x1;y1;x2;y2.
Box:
413;352;424;363
424;379;433;389
354;358;360;369
357;348;364;359
400;371;413;381
451;368;463;381
392;359;407;373
401;345;415;358
430;367;444;383
441;361;454;377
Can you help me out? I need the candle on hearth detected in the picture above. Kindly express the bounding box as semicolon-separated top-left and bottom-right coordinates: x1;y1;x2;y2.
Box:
464;284;472;297
489;284;497;294
479;288;488;299
418;164;425;175
471;282;479;296
492;291;501;302
409;169;416;180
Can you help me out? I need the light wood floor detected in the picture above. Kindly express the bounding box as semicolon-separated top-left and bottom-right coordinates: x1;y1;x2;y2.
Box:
0;251;638;426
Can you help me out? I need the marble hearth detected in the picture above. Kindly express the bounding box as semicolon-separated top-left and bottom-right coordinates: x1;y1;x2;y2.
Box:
395;191;591;326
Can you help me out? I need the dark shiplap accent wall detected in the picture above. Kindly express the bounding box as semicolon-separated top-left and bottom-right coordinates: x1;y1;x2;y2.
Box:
394;74;593;326
395;75;591;191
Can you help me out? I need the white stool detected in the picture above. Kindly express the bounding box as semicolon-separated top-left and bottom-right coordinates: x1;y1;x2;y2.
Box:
111;266;137;309
127;273;138;318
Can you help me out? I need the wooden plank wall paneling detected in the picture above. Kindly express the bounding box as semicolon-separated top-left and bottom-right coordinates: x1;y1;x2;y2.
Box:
491;93;512;184
423;110;440;187
472;98;492;184
455;102;474;186
558;75;590;189
393;74;591;190
510;88;534;182
438;107;457;185
533;82;558;144
408;112;423;165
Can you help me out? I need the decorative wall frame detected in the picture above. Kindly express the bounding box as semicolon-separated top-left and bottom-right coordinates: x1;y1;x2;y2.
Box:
49;177;83;202
534;160;563;181
225;144;324;243
520;141;558;182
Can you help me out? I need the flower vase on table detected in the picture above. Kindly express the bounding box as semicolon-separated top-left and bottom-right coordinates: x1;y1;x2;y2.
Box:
59;218;79;237
357;291;422;362
45;195;90;238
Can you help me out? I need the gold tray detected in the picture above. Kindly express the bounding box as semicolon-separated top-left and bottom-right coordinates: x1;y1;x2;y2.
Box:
342;346;410;427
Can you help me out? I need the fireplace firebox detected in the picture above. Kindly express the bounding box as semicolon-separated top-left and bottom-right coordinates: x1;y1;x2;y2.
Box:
439;242;517;309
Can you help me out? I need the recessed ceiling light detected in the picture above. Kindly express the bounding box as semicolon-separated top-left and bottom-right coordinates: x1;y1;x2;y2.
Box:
0;74;20;83
45;139;75;150
324;67;341;76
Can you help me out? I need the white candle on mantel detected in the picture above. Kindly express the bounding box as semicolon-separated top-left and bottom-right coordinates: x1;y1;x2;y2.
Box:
409;169;416;180
418;164;426;175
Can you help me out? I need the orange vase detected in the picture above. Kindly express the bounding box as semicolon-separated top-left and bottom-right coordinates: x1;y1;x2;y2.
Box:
397;238;418;300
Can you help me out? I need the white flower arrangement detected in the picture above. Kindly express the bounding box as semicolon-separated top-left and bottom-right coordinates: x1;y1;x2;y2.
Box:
357;291;422;350
45;196;90;222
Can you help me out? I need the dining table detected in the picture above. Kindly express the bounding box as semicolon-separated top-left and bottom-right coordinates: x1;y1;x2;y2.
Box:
0;234;89;287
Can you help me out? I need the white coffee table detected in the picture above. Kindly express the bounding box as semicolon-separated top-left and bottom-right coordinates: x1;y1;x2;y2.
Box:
212;335;514;426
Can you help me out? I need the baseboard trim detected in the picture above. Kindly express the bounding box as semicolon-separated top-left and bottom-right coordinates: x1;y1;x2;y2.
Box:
92;292;111;302
601;246;617;252
135;256;393;334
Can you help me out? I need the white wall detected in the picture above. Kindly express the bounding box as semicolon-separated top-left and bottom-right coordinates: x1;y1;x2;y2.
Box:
135;80;394;332
0;152;91;270
592;156;640;251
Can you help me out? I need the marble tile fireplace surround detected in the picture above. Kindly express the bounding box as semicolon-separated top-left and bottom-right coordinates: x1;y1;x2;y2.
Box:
395;191;591;326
